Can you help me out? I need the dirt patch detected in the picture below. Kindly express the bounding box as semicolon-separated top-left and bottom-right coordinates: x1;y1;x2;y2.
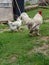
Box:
6;53;18;63
45;19;49;22
0;53;18;64
41;36;49;42
28;43;49;56
0;29;10;33
0;58;3;63
7;56;16;63
28;36;49;56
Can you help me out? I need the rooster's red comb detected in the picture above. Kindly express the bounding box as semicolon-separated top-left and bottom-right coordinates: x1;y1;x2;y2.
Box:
38;10;42;15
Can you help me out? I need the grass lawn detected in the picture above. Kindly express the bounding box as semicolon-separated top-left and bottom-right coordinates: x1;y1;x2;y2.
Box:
0;8;49;65
27;8;49;20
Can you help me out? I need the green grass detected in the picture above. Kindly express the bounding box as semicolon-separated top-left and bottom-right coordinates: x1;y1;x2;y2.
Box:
0;8;49;65
40;22;49;36
27;8;49;20
0;22;49;65
25;2;30;6
0;24;8;29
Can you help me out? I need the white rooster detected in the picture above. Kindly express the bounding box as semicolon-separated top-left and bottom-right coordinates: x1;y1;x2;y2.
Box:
20;10;43;36
20;12;33;25
8;17;22;31
30;10;43;36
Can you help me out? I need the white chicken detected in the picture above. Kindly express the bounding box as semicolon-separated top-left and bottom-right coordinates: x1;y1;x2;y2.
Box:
8;17;22;31
20;12;33;25
30;10;43;35
20;10;43;35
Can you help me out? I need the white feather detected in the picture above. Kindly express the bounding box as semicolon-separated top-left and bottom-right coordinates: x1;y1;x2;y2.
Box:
8;17;22;31
20;12;43;30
